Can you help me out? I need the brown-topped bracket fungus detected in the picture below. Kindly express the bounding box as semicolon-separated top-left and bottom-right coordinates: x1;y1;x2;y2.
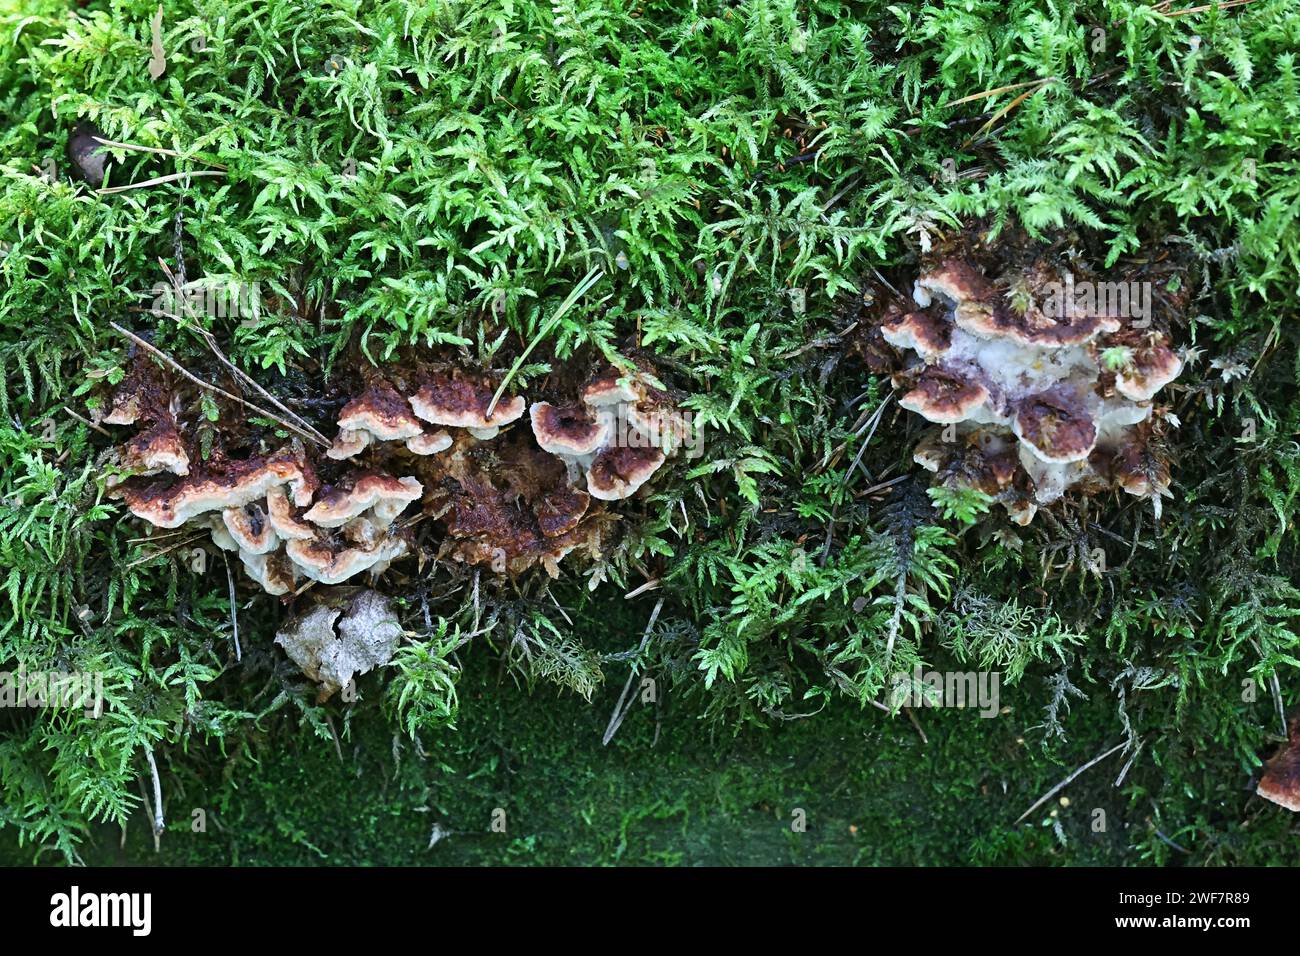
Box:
530;402;611;461
896;365;992;425
1257;715;1300;812
327;378;426;460
878;236;1184;523
587;446;667;501
406;430;453;456
121;443;319;530
303;473;423;529
528;363;688;503
102;355;191;481
409;371;527;440
285;535;409;586
107;349;685;592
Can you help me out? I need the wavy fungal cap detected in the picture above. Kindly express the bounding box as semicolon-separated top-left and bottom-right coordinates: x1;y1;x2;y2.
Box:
887;255;1183;522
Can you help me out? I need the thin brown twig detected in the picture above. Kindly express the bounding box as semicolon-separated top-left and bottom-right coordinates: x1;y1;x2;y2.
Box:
124;532;207;569
223;552;242;663
62;405;112;437
1166;0;1256;18
963;81;1057;148
97;169;225;195
108;321;329;448
156;257;329;444
602;596;665;746
91;136;227;170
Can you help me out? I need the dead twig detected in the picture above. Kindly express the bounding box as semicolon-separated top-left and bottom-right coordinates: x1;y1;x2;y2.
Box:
223;551;242;663
91;135;227;169
1015;740;1127;825
108;321;329;448
156;258;330;445
143;745;165;852
602;596;664;746
61;405;111;437
97;169;226;195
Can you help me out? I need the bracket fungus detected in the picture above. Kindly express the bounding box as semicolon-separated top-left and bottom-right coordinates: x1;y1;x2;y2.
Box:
103;357;190;481
107;351;684;593
531;364;687;502
409;370;527;440
878;236;1184;523
1257;715;1300;812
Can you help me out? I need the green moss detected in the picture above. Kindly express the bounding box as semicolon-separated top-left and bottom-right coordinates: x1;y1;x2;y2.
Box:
0;0;1298;861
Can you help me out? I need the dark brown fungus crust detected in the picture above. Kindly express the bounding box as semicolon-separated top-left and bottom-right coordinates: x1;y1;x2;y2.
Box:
535;484;591;539
417;432;611;577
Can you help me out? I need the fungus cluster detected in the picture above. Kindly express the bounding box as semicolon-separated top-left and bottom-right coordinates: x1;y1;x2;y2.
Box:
530;364;687;501
105;354;685;593
881;253;1183;523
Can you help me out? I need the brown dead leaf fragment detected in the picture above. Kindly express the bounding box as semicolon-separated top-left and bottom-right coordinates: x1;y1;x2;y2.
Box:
275;590;402;701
